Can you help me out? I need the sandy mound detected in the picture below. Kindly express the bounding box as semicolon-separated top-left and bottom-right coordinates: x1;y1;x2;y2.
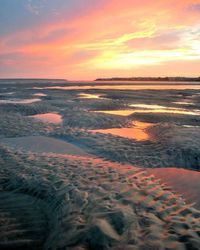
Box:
0;136;89;157
0;146;200;250
146;168;200;209
62;109;131;129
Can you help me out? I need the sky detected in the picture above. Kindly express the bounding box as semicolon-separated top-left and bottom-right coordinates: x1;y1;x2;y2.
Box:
0;0;200;80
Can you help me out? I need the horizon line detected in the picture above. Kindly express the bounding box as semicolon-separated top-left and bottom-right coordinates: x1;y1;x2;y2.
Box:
0;76;200;81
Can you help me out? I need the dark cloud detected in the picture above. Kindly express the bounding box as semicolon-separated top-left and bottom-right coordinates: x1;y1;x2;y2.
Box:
6;28;75;46
0;52;48;66
0;0;104;36
188;3;200;12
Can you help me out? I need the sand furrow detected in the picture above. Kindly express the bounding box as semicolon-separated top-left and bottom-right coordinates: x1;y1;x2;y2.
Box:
0;146;200;249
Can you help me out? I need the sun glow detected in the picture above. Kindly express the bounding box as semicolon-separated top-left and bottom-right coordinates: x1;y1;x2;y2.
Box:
92;48;200;70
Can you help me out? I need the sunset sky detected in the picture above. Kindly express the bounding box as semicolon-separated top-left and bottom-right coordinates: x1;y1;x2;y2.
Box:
0;0;200;80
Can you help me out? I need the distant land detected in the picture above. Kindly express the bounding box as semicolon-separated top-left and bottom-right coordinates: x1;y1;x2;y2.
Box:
95;77;200;82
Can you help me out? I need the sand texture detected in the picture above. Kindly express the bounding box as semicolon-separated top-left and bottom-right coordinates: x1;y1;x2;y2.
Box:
146;168;200;209
0;146;200;250
0;136;90;156
1;80;200;249
0;192;49;250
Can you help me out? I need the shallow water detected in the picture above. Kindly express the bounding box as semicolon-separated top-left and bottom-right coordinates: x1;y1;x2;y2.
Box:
39;84;200;90
31;113;62;124
91;121;152;141
0;98;41;104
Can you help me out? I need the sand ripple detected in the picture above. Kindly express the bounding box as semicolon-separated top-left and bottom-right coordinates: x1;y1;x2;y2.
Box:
0;146;200;249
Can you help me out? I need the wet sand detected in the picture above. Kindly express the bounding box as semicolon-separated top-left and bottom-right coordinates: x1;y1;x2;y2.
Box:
0;80;200;249
0;98;41;104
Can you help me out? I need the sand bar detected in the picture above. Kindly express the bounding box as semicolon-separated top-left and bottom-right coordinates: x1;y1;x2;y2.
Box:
0;136;89;156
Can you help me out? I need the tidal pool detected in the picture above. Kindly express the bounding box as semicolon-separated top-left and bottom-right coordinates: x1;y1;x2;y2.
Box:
31;113;62;124
91;121;152;141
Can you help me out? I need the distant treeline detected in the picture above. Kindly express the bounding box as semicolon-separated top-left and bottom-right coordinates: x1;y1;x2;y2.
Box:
95;77;200;82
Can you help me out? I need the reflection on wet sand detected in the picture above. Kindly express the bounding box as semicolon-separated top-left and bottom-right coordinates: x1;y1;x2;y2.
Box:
182;125;200;128
78;93;105;99
173;101;194;105
95;110;135;116
31;113;62;124
41;84;200;90
91;121;152;141
130;103;183;109
4;92;15;95
96;105;200;116
129;103;200;115
0;98;41;104
146;168;200;209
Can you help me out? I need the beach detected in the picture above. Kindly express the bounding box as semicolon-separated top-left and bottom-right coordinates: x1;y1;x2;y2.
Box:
0;79;200;249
